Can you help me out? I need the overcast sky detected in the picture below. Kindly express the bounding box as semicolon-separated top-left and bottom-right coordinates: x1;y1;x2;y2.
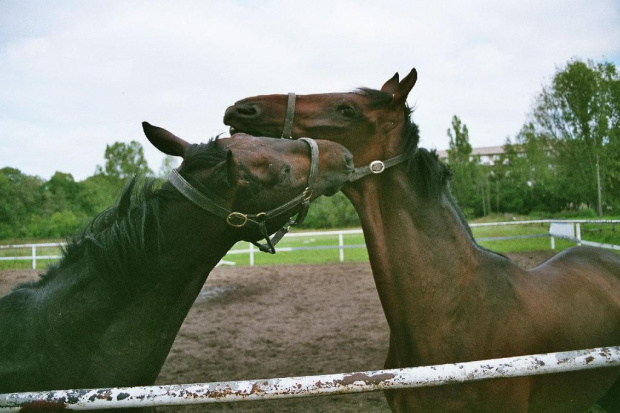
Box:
1;0;619;181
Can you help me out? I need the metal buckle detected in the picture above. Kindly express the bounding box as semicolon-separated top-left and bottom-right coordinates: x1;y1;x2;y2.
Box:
369;160;385;174
226;212;248;227
302;187;313;201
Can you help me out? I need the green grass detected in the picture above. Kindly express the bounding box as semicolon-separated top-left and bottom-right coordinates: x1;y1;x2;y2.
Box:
224;232;369;266
2;220;618;270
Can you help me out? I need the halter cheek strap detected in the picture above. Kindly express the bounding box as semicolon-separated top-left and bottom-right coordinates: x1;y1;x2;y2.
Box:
282;92;406;183
282;92;296;139
168;137;319;254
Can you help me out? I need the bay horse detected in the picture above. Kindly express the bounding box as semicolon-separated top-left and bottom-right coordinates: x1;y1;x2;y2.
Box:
224;70;620;412
0;123;353;395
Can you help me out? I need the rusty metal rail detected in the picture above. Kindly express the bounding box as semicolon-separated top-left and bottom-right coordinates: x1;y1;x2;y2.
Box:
0;346;619;411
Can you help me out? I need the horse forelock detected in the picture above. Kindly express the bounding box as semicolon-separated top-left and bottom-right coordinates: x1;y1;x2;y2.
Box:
178;138;231;194
181;138;228;172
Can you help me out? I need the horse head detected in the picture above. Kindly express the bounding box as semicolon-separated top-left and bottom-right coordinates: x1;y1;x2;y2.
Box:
142;122;353;246
223;69;418;170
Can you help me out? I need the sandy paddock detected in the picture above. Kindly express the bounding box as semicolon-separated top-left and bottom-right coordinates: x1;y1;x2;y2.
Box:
2;252;572;412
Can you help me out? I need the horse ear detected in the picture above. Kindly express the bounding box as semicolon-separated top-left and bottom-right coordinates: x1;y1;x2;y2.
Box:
391;68;417;107
381;72;400;94
142;121;190;157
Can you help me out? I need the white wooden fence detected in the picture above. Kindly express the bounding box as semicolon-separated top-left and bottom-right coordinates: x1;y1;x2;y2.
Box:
1;220;619;268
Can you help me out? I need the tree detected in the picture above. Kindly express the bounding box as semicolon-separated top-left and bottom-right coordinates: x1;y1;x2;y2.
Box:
0;167;46;238
95;141;152;180
529;59;620;214
78;174;124;217
446;115;482;215
42;172;80;213
500;125;564;214
447;115;472;164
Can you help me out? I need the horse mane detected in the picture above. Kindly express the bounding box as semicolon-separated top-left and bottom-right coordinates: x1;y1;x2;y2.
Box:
29;139;231;290
356;88;446;198
357;88;504;257
36;178;166;290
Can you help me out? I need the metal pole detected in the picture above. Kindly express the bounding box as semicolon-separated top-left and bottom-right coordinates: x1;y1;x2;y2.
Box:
31;245;36;270
1;347;618;411
576;223;582;246
339;232;344;262
249;243;254;266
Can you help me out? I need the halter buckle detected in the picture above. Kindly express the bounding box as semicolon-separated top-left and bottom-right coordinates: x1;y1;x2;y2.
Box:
226;212;248;228
302;187;313;201
369;160;386;174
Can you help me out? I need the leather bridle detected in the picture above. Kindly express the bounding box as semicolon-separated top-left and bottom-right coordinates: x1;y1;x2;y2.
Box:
168;137;319;254
281;93;406;182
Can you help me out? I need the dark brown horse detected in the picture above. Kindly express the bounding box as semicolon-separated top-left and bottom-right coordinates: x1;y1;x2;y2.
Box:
0;124;352;396
224;70;620;412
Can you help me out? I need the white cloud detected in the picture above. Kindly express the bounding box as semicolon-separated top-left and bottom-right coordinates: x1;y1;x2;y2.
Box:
1;0;619;180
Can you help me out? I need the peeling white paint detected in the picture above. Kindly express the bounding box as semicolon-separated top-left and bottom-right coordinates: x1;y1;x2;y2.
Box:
1;346;618;411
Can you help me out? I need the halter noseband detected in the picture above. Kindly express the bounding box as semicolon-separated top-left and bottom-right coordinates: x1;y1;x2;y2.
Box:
281;92;406;182
168;137;319;254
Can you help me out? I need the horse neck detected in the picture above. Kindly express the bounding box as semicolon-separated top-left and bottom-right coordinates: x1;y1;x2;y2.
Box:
344;167;486;344
34;203;236;387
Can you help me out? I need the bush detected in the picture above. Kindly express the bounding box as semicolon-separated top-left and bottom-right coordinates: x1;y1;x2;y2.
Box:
299;192;359;229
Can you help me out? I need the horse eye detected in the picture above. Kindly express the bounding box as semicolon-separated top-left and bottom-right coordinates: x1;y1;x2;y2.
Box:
338;105;356;118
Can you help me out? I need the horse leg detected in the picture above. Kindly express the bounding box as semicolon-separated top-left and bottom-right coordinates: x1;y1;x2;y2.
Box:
597;375;620;412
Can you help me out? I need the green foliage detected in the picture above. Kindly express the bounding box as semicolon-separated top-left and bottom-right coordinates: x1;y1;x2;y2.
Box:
95;141;152;180
445;115;491;216
79;174;125;217
2;57;619;240
299;192;359;229
0;167;45;238
158;155;180;178
452;58;620;218
527;59;620;214
0;141;153;240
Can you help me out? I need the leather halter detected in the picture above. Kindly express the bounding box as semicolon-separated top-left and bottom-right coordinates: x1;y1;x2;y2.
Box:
282;92;406;183
282;92;296;139
168;137;319;254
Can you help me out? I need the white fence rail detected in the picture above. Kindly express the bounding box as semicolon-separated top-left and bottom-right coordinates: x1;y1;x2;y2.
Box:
1;346;618;411
1;220;619;268
0;242;63;269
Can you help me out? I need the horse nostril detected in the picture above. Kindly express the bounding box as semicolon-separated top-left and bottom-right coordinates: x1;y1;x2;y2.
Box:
235;103;261;118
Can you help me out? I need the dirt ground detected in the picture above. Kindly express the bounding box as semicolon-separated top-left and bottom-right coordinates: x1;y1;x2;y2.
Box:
1;251;581;412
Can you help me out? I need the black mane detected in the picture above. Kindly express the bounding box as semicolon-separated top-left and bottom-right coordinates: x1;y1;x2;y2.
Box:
181;139;229;173
175;139;230;196
356;88;502;256
31;139;232;290
33;178;166;291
